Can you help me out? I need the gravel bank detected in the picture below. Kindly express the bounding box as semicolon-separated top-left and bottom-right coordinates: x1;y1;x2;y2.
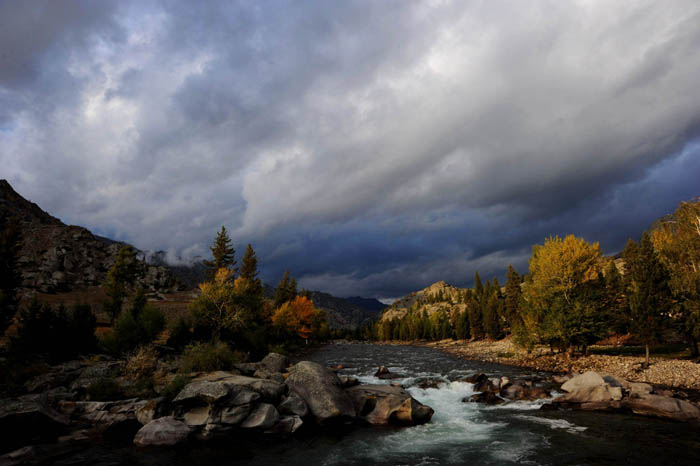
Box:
426;337;700;390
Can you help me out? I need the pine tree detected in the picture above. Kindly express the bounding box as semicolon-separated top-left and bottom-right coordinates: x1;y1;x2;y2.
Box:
203;226;236;278
484;293;503;339
274;270;297;307
240;244;263;298
468;295;484;339
474;271;484;299
0;217;21;336
625;234;672;367
505;265;522;331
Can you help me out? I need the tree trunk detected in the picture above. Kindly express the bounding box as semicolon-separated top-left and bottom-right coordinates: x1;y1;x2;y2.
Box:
688;334;700;358
645;344;650;368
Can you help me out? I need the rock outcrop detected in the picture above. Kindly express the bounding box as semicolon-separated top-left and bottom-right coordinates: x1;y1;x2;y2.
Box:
133;417;191;446
346;385;434;425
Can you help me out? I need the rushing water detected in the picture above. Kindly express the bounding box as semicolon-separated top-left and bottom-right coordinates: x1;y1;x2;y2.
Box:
55;343;700;466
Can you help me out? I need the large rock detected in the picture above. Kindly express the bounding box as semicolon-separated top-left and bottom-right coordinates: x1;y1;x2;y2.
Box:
622;394;700;422
174;371;285;405
259;353;289;373
0;398;69;454
60;399;148;426
560;371;606;393
345;385;434;426
268;415;303;434
133;417;191;446
240;403;279;429
285;361;356;424
555;385;617;404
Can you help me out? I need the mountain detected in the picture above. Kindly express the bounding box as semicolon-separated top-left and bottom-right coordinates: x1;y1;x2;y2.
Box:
307;291;386;329
0;180;182;295
262;283;385;329
144;250;208;289
380;280;468;322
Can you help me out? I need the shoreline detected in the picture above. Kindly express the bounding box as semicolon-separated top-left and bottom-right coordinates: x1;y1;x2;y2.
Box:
420;337;700;392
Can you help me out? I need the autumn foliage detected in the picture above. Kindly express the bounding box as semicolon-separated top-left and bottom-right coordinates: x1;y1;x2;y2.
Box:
272;296;324;341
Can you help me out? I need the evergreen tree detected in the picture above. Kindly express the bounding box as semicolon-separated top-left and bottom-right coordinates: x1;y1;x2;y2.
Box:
484;293;504;339
103;245;140;324
240;244;264;298
0;217;21;336
468;295;484;339
504;265;522;331
625;234;672;367
274;270;298;307
203;226;236;277
474;271;484;298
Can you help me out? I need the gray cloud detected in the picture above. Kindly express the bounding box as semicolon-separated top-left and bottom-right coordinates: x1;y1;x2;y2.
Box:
2;0;700;299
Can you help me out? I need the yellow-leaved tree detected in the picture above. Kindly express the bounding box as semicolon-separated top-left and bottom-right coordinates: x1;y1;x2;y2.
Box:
191;268;244;341
518;235;605;353
272;296;325;343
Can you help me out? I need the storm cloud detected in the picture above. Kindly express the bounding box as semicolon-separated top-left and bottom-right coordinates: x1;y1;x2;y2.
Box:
2;1;700;299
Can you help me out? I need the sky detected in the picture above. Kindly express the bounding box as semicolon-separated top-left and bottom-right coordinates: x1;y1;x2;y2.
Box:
2;1;700;301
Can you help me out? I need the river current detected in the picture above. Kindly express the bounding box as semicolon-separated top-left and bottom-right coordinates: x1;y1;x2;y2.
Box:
57;343;700;465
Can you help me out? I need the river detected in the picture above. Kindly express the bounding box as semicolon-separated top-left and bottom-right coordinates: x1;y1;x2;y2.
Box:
55;343;700;465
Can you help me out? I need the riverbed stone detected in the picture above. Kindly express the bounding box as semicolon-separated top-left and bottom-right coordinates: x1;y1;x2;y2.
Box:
260;353;289;373
622;394;700;422
133;416;190;446
268;415;303;434
561;371;606;393
285;361;356;424
345;384;434;425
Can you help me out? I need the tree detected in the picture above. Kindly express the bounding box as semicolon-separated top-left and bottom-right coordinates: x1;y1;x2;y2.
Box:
0;217;21;335
624;234;672;367
103;245;140;324
474;271;484;298
239;244;264;302
651;199;700;357
484;293;504;340
274;270;297;307
191;268;244;341
203;226;236;278
504;265;522;332
520;235;605;353
468;295;484;339
272;296;322;343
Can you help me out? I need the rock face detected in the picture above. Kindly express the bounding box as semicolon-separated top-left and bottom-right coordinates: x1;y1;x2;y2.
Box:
134;417;191;446
0;179;182;294
553;371;700;421
346;385;434;425
259;353;289;373
285;361;356;424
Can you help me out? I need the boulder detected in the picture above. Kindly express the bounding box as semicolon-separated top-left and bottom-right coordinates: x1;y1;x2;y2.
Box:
462;373;495;393
285;361;356;424
253;369;286;383
61;399;148;426
345;384;434;426
259;353;289;373
219;405;252;425
0;398;69;454
622;394;700;422
629;382;653;396
278;392;309;417
561;371;606;393
174;372;285;405
241;403;279;429
338;376;360;388
136;398;163;425
500;380;550;401
464;391;505;405
555;385;616;404
183;406;212;427
133;417;191;446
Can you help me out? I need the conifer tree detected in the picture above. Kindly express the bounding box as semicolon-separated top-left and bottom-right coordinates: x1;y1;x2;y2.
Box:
468;295;484;339
240;244;263;298
274;270;298;307
625;234;672;367
204;226;236;278
505;265;522;331
0;218;21;336
474;271;484;299
484;293;504;339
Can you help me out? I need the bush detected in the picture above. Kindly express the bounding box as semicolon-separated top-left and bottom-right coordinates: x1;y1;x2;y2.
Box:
178;341;243;373
125;346;158;380
101;304;166;356
167;316;194;351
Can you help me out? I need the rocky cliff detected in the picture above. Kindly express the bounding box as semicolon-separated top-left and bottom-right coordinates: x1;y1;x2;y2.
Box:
0;180;182;294
380;280;468;322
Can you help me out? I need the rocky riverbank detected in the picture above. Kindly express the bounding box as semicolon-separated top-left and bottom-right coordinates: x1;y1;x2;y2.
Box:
426;337;700;391
0;353;433;465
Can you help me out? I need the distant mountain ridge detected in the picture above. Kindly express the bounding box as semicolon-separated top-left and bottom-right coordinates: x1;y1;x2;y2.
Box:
0;180;182;294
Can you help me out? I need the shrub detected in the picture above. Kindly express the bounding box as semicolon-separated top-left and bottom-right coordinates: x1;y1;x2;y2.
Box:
125;346;158;381
178;341;243;373
101;304;166;356
167;316;194;351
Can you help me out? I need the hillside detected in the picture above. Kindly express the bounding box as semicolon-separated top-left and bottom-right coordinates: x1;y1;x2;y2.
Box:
308;291;386;329
381;280;468;322
0;180;182;295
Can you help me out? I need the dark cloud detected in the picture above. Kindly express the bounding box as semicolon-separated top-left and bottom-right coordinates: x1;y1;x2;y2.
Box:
2;1;700;299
